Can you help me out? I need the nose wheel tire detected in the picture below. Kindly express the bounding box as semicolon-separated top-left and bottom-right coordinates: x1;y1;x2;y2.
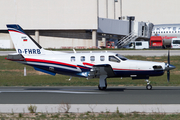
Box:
146;84;152;90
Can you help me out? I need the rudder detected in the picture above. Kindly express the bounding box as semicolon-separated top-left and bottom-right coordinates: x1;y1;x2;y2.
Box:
7;24;43;55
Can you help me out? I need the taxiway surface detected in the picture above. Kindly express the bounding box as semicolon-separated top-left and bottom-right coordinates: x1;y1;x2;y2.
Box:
0;86;180;104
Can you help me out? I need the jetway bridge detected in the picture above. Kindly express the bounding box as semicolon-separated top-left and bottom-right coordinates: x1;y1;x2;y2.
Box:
97;17;154;48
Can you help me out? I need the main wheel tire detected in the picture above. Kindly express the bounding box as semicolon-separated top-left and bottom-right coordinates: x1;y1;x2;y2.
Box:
98;84;107;90
146;84;152;90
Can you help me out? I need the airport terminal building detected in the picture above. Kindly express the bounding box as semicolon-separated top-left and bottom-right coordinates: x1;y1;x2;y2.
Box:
0;0;179;49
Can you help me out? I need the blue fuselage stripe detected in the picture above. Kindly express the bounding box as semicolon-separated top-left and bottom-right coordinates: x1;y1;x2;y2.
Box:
23;61;164;78
114;70;164;77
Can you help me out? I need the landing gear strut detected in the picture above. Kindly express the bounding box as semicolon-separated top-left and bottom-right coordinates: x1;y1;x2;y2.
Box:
98;75;107;90
145;79;152;90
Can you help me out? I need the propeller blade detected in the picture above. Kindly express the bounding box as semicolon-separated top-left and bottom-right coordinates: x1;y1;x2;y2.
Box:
167;70;170;82
166;50;175;82
167;50;170;82
168;50;170;65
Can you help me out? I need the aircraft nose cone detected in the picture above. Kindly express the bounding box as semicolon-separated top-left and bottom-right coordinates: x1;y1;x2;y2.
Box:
169;64;176;70
165;64;176;70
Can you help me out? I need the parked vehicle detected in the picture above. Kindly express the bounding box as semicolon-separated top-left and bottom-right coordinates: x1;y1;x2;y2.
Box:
149;36;163;48
124;41;149;49
171;38;180;48
106;41;115;48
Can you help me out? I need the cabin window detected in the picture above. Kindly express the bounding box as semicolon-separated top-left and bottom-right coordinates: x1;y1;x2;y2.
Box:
109;56;120;63
71;56;75;61
100;56;105;61
81;56;85;61
169;31;171;33
90;56;95;61
166;31;168;33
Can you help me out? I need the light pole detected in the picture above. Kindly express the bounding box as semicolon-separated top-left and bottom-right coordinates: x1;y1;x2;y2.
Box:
106;0;108;18
114;0;118;19
120;0;122;18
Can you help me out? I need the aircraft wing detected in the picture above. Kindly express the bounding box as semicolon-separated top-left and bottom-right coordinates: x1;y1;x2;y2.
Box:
88;64;115;79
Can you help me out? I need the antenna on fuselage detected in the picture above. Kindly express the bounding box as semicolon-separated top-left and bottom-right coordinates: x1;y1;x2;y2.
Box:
73;49;76;53
69;76;72;81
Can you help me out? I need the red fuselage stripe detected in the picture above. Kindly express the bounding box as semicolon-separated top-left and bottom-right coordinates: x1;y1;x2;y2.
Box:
83;62;94;66
25;58;89;69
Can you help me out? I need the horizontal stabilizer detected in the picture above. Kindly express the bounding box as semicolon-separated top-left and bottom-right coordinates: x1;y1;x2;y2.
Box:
34;67;56;76
6;54;25;61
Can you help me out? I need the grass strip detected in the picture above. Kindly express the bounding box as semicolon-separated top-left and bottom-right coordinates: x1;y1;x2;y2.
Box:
0;112;180;120
0;55;179;86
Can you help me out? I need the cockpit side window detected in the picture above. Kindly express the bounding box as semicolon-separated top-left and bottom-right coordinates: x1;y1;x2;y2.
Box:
116;54;128;61
109;56;120;63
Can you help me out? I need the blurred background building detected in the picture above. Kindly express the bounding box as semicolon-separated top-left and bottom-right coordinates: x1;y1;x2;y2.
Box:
0;0;179;49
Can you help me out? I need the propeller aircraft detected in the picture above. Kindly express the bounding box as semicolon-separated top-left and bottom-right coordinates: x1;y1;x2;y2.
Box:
6;24;176;90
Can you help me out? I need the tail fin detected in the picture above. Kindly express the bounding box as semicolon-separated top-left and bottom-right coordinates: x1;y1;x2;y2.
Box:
7;24;43;55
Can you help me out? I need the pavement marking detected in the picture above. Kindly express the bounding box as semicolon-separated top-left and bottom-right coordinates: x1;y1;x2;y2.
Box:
0;90;105;94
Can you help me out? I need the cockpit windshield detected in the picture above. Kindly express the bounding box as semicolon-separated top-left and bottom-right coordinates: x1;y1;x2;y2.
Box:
116;54;128;61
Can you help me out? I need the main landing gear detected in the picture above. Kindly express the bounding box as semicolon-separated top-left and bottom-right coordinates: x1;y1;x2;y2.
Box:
98;75;107;90
146;79;152;90
97;76;153;90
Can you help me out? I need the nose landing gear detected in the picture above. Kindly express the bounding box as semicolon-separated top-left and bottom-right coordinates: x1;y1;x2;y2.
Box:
146;79;152;90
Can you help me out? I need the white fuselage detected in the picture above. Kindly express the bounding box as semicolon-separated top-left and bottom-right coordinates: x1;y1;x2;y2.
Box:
21;51;165;78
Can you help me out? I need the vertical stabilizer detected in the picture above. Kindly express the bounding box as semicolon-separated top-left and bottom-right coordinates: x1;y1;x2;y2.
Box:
7;24;44;55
